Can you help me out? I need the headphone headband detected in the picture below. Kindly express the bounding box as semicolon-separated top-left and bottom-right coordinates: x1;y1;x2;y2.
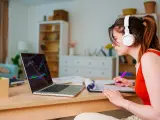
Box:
124;15;130;34
124;15;130;27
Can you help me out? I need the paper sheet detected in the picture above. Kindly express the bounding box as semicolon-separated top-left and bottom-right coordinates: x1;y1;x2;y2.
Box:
104;85;135;92
94;80;115;85
52;76;85;85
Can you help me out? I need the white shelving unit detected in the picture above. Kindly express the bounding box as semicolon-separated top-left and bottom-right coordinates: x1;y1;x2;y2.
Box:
38;20;69;77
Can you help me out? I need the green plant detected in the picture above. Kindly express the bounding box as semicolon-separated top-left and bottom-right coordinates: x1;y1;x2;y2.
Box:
105;43;113;56
11;54;22;78
105;43;113;49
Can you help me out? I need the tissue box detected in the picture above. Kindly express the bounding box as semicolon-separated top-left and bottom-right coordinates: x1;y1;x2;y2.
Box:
0;77;9;98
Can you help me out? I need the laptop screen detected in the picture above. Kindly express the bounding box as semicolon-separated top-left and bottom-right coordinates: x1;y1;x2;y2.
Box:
21;53;53;92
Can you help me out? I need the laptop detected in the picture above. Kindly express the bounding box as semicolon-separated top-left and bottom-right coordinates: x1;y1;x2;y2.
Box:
20;53;84;97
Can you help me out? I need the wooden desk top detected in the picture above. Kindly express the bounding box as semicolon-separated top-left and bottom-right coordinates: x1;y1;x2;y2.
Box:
0;83;136;111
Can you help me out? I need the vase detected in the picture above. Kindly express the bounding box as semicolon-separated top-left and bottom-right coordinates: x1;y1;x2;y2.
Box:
69;48;74;56
108;49;112;56
144;1;156;13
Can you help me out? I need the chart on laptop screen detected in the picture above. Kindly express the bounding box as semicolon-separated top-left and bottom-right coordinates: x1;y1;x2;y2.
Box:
21;53;52;92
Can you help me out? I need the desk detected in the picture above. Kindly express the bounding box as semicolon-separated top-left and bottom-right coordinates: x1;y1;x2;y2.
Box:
0;83;140;120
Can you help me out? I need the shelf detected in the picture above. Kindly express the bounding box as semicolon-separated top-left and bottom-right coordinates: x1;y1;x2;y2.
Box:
40;30;60;33
47;60;59;63
44;51;58;53
43;40;59;43
49;70;58;73
119;13;157;17
120;63;135;66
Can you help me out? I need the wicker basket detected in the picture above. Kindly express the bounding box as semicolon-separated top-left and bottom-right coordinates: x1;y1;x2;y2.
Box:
122;8;137;15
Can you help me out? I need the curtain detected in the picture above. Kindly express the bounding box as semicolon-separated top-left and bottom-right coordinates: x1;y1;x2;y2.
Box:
0;0;8;63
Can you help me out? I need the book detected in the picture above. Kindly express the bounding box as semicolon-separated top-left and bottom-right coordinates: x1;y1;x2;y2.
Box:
9;78;25;86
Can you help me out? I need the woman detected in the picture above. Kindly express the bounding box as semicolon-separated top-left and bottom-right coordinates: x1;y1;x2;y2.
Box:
74;15;160;120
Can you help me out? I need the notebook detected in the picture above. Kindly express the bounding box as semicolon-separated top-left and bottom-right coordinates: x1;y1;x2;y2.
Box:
20;53;84;97
85;79;135;93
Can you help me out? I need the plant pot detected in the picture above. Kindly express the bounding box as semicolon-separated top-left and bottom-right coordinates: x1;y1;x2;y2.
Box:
122;8;137;15
144;1;156;13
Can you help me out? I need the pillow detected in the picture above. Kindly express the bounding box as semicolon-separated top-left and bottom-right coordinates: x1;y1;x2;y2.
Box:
0;67;9;74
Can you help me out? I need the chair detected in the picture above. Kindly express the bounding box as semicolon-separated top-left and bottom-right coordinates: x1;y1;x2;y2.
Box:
0;64;18;78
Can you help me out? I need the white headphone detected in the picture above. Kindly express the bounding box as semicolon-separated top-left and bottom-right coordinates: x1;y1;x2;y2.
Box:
122;15;135;46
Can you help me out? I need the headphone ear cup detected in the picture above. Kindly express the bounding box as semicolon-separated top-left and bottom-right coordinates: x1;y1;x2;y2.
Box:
122;34;135;46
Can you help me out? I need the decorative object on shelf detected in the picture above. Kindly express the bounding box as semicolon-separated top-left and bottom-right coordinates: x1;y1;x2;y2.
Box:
144;1;156;13
69;48;74;56
69;41;77;56
43;15;47;21
53;64;58;72
100;47;107;56
53;9;69;21
122;8;137;15
40;44;46;51
105;43;113;56
48;16;53;21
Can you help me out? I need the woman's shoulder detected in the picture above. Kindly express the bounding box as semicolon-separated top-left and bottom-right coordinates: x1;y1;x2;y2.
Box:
141;49;160;66
141;52;158;61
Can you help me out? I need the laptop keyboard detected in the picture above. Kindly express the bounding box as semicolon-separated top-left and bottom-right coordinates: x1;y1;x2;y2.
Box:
41;84;70;93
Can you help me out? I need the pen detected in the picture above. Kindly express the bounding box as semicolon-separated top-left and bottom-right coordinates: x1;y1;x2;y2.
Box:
120;71;127;78
115;71;127;84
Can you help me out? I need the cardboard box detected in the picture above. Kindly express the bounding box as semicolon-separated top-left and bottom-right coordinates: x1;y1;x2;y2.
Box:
0;77;9;98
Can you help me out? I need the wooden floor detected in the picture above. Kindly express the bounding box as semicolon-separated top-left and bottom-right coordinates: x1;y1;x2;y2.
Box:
56;109;133;120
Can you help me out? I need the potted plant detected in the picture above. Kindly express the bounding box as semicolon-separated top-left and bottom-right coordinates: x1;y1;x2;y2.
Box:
144;0;156;13
0;77;9;98
105;44;113;56
11;54;23;78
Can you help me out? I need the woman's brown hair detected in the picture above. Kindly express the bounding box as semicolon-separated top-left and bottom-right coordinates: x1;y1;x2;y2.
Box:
108;15;160;62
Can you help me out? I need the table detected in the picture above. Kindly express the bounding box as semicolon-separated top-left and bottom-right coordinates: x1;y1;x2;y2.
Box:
0;83;141;120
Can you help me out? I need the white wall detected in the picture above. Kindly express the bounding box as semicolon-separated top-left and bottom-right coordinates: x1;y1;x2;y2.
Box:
28;0;160;56
8;1;28;63
9;0;160;59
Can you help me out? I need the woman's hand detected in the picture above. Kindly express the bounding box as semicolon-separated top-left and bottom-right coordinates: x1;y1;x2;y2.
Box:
113;76;133;87
103;89;125;107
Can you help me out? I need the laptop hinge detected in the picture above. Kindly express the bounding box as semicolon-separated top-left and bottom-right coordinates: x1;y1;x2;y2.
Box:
36;84;54;92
